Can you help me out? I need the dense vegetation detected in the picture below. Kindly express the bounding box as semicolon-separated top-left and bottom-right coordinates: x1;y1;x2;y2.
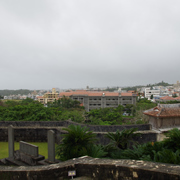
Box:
108;128;180;165
0;99;54;121
0;96;156;125
56;125;99;161
56;125;180;165
134;98;157;123
160;100;180;104
85;105;124;125
0;97;84;121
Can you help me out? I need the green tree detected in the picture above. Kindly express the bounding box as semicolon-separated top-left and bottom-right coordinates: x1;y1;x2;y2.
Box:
86;105;123;125
163;128;180;151
4;100;20;107
124;104;135;116
110;128;180;165
21;98;35;105
134;99;156;123
56;125;97;161
106;128;140;150
172;93;178;98
0;100;56;121
50;96;83;109
150;94;153;99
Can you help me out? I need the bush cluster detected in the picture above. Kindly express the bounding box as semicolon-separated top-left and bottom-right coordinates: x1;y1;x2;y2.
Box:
56;126;180;165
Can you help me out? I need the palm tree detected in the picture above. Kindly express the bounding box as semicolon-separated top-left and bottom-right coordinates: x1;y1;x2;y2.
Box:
163;128;180;151
56;125;97;161
106;128;140;150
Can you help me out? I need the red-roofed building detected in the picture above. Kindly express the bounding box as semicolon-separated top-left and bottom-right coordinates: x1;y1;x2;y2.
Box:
175;96;180;101
59;90;136;111
144;104;180;129
159;96;175;101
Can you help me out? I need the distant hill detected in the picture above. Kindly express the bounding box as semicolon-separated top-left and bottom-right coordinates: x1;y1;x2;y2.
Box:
122;81;172;91
122;85;143;91
0;89;35;96
147;81;173;87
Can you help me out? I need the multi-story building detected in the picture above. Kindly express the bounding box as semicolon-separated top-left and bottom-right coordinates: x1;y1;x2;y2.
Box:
59;90;136;112
145;88;160;100
37;88;59;104
173;81;180;90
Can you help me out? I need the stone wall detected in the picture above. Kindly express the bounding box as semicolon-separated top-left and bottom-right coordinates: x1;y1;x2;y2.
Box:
148;116;180;129
0;120;151;131
0;156;180;180
0;127;62;143
95;130;157;145
0;121;155;145
62;120;152;132
0;121;64;127
0;127;156;145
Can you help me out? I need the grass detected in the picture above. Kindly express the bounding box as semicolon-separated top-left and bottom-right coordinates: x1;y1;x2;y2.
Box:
0;142;19;159
0;142;57;159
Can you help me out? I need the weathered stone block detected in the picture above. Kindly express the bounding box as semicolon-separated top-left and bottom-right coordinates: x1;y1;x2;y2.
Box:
14;150;44;166
20;141;38;157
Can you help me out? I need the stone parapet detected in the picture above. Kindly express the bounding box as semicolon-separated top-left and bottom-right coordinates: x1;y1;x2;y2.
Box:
0;156;180;180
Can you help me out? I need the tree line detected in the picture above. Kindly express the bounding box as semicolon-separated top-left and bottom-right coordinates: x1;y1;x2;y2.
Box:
0;97;157;125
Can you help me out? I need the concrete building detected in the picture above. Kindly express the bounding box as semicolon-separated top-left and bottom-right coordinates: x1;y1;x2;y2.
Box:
145;88;160;100
173;80;180;90
59;90;136;112
37;88;58;104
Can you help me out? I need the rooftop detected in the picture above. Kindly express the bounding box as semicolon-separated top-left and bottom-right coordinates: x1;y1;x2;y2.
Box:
59;90;134;97
160;96;175;100
144;104;180;118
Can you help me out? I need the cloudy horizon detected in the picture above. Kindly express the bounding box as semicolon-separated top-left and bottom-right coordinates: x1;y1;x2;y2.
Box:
0;0;180;90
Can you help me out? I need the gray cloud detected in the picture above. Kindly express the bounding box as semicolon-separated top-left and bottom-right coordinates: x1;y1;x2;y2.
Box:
0;0;180;89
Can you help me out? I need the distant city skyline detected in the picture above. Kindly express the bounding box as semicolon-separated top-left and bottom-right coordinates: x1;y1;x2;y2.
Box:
0;80;177;91
1;0;180;90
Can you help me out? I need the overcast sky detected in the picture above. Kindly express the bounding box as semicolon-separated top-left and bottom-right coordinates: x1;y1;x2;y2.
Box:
0;0;180;90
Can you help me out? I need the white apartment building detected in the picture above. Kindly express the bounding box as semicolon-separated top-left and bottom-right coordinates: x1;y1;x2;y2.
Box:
145;88;160;100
